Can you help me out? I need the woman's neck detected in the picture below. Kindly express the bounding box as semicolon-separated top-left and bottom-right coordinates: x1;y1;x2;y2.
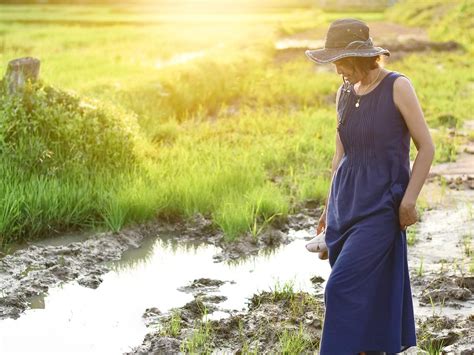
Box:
359;67;383;87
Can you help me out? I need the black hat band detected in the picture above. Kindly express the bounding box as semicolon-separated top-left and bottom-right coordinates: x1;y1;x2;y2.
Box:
325;37;374;50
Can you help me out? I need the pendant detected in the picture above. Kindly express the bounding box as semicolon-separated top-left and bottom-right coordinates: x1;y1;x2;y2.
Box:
355;98;360;108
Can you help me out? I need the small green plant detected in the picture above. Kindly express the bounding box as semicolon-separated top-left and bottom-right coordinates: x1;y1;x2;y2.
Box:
417;317;446;354
0;243;14;255
238;318;259;355
428;295;445;318
270;279;296;302
278;323;313;354
180;305;213;354
462;233;472;257
439;176;448;198
289;293;306;319
238;318;249;353
425;338;445;355
248;193;283;240
417;256;424;277
288;291;323;320
249;211;282;240
407;227;418;246
160;309;182;338
101;199;127;233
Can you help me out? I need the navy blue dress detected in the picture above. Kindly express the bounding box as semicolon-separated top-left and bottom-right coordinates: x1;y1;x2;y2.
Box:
319;71;417;354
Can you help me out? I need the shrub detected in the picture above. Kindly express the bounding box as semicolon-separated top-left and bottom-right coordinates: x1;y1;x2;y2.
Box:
0;79;141;176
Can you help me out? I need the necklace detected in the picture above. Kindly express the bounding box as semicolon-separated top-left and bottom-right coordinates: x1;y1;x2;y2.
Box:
354;68;382;108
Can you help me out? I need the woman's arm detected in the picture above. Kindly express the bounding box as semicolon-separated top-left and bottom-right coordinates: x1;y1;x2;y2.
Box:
317;85;345;233
393;76;435;230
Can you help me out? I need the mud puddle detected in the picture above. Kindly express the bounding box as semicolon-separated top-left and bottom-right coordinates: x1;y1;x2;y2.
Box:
0;209;331;354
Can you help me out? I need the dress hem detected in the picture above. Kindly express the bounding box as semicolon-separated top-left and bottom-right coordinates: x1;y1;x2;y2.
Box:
351;343;417;355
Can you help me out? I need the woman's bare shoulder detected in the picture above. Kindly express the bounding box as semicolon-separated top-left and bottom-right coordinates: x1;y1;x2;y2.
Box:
393;72;412;85
392;73;417;109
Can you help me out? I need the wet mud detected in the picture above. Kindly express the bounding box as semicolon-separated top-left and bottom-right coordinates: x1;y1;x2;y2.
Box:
127;286;325;354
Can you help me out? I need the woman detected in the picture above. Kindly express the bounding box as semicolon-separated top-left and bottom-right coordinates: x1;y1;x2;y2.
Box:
305;19;435;354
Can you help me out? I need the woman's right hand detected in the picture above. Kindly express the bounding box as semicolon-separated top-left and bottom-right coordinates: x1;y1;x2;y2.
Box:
316;209;328;260
316;209;327;235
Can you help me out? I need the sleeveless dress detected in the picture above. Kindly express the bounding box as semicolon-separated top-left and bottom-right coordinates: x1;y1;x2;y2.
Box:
319;71;417;354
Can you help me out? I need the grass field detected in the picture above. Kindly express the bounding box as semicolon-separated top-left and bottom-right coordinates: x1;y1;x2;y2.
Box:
0;0;472;246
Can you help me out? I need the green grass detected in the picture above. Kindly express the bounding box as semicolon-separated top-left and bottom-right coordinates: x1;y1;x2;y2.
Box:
386;0;473;52
462;233;472;257
0;0;472;246
416;313;450;354
179;305;213;354
160;309;182;338
407;227;418;246
0;166;114;245
278;323;314;354
269;279;296;302
417;256;425;277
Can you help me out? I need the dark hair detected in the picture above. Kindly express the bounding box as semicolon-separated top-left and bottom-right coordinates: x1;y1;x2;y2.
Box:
336;55;382;76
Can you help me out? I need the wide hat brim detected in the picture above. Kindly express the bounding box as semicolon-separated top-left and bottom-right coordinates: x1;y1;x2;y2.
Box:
305;46;390;64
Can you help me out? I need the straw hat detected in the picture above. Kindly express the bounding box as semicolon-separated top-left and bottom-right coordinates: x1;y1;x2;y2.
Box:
305;18;390;64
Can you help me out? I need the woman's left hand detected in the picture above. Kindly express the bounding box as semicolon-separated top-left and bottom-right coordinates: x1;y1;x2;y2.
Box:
399;198;418;231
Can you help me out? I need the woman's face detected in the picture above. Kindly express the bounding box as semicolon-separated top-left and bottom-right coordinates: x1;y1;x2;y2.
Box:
333;58;363;84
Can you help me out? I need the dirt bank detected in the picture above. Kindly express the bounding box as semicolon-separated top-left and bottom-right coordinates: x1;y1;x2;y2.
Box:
127;285;325;354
